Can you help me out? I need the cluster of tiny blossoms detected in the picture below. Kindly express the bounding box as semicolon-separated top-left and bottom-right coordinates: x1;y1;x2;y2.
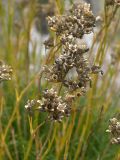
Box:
25;88;74;122
0;61;13;83
106;118;120;144
47;3;95;38
44;2;102;92
25;2;102;122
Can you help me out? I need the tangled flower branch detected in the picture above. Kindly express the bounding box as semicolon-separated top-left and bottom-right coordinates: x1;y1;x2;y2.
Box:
44;2;102;92
25;2;102;122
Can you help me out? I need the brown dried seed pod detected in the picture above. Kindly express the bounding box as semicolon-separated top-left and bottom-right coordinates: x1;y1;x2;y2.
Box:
106;118;120;144
44;37;54;49
0;62;13;83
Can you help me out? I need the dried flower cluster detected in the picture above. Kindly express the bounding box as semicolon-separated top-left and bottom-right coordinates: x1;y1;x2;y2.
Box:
106;118;120;144
25;88;74;122
44;2;102;92
25;2;102;122
0;62;13;83
47;3;95;38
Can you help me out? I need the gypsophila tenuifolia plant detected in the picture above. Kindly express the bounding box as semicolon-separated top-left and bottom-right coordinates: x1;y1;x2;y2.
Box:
106;118;120;144
25;2;102;122
1;0;120;159
0;61;13;83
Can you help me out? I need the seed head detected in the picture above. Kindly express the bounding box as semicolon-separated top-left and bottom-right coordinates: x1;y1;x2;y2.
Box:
106;118;120;144
0;62;13;83
44;2;102;93
44;37;54;49
25;88;72;122
47;2;95;39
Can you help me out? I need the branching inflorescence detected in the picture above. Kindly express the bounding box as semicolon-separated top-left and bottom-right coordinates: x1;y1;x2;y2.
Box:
44;2;102;92
25;2;102;122
25;88;74;122
0;61;13;83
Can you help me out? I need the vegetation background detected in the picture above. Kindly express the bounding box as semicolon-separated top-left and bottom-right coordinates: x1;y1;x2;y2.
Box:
0;0;120;159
